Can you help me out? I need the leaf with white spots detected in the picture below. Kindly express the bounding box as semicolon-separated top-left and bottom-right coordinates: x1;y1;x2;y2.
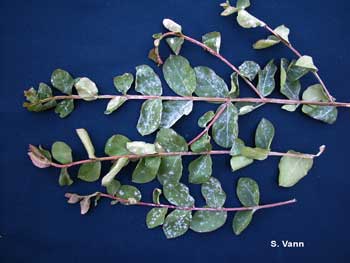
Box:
235;102;264;116
257;60;277;97
236;177;260;207
230;156;253;172
190;133;212;153
113;73;134;95
51;69;74;95
202;32;221;53
137;99;163;136
55;99;74;118
166;37;184;55
230;138;245;156
212;103;239;148
188;155;212;184
201;177;226;208
163;18;182;33
232;210;254;235
163;182;195;207
155;128;188;152
278;151;314;187
126;141;157;155
146;208;168;229
237;10;265;29
74;77;99;101
160;100;193;128
190;209;227;233
295;55;318;71
287;59;310;81
255;118;275;150
194;66;229;98
163;210;191;239
132;157;161;184
157;156;183;185
239;61;260;81
104;96;127;115
117;185;142;205
135;65;162;96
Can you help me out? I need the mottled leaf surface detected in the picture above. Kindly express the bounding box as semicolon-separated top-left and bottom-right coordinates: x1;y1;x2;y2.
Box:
104;96;127;115
166;37;184;55
237;10;265;28
232;210;253;235
255;118;275;149
160;100;193;128
51;69;74;94
55;99;74;118
137;99;163;136
132;157;161;183
188;155;212;184
163;182;195;207
135;65;162;96
198;111;215;128
239;61;260;81
113;73;134;95
257;60;277;97
236;177;260;207
155;128;188;152
202;32;221;53
74;77;99;101
163;210;191;239
230;156;254;172
190;210;227;233
157;156;183;185
201;177;226;208
146;208;168;229
194;66;229;98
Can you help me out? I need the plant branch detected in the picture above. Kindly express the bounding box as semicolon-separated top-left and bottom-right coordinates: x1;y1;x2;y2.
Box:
35;145;325;169
82;192;297;212
263;24;334;102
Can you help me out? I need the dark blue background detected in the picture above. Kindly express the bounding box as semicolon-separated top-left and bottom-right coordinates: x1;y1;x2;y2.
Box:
1;0;349;262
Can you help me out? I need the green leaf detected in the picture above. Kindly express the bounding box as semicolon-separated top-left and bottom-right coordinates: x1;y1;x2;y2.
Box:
235;102;264;115
198;111;215;128
76;128;96;159
77;161;101;182
137;99;163;136
55;99;74;118
117;185;142;204
74;77;99;101
38;145;52;161
105;134;130;156
239;61;260;81
240;146;269;161
221;6;238;16
163;210;191;239
295;55;318;71
113;73;133;95
188;155;212;184
160;100;193;128
212;103;239;148
201;177;226;208
163;182;195;207
101;158;129;186
157;156;183;185
190;210;227;233
106;179;121;195
132;157;161;183
278;151;314;187
253;25;290;50
230;156;254;172
155;128;188;152
104;96;127;115
135;65;162;96
236;177;260;206
23;84;57;112
190;133;212;153
202;32;221;53
230;138;245;156
237;0;251;9
194;66;229;98
59;168;73;186
52;141;73;164
152;188;162;204
274;25;290;43
257;60;277;97
146;208;168;229
126;141;156;155
166;37;184;55
51;69;74;95
287;60;310;81
237;10;265;29
163;18;182;33
301;84;337;124
232;210;253;235
255;118;275;150
229;72;240;98
163;55;197;96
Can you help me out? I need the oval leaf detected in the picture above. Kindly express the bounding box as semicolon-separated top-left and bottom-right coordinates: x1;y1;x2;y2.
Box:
188;155;212;184
78;161;101;182
137;99;162;136
160;100;193;128
105;134;130;156
190;210;227;233
155;128;188;152
117;185;142;204
157;156;183;185
230;156;254;172
55;99;74;118
74;77;98;101
163;210;191;239
113;73;133;95
146;208;168;229
236;177;260;207
255;118;275;150
201;177;226;208
237;10;265;29
132;157;161;184
163;182;195;207
52;141;73;164
135;65;162;96
257;60;277;97
239;61;260;81
194;66;229;98
51;69;74;95
232;210;254;235
126;141;156;155
166;37;184;55
104;96;127;115
163;18;182;33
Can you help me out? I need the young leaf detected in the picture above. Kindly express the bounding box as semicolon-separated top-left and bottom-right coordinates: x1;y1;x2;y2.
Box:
163;210;191;239
235;102;264;115
188;155;212;184
55;99;74;118
274;25;290;43
240;146;269;161
152;188;162;204
126;141;157;155
190;133;212;153
229;72;240;98
137;99;163;136
221;6;238;16
202;32;221;53
194;66;229;98
28;145;51;168
163;55;197;96
80;196;91;215
295;55;318;71
237;10;265;29
163;182;195;207
236;177;260;207
230;156;254;172
239;61;260;81
255;118;275;150
113;73;134;95
155;128;188;152
257;60;277;97
51;141;73;164
104;96;127;115
190;210;227;233
132;157;161;183
105;134;130;156
157;156;183;185
76;128;96;159
51;69;74;95
201;177;226;208
160;100;193;128
253;25;290;50
212;103;239;148
23;84;57;112
135;65;162;96
117;185;142;204
166;37;184;55
74;77;99;101
78;161;101;182
38;145;52;161
146;208;168;229
237;0;251;9
232;210;253;235
101;157;129;186
278;151;314;187
198;111;215;128
301;84;337;124
59;168;73;186
162;18;182;33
